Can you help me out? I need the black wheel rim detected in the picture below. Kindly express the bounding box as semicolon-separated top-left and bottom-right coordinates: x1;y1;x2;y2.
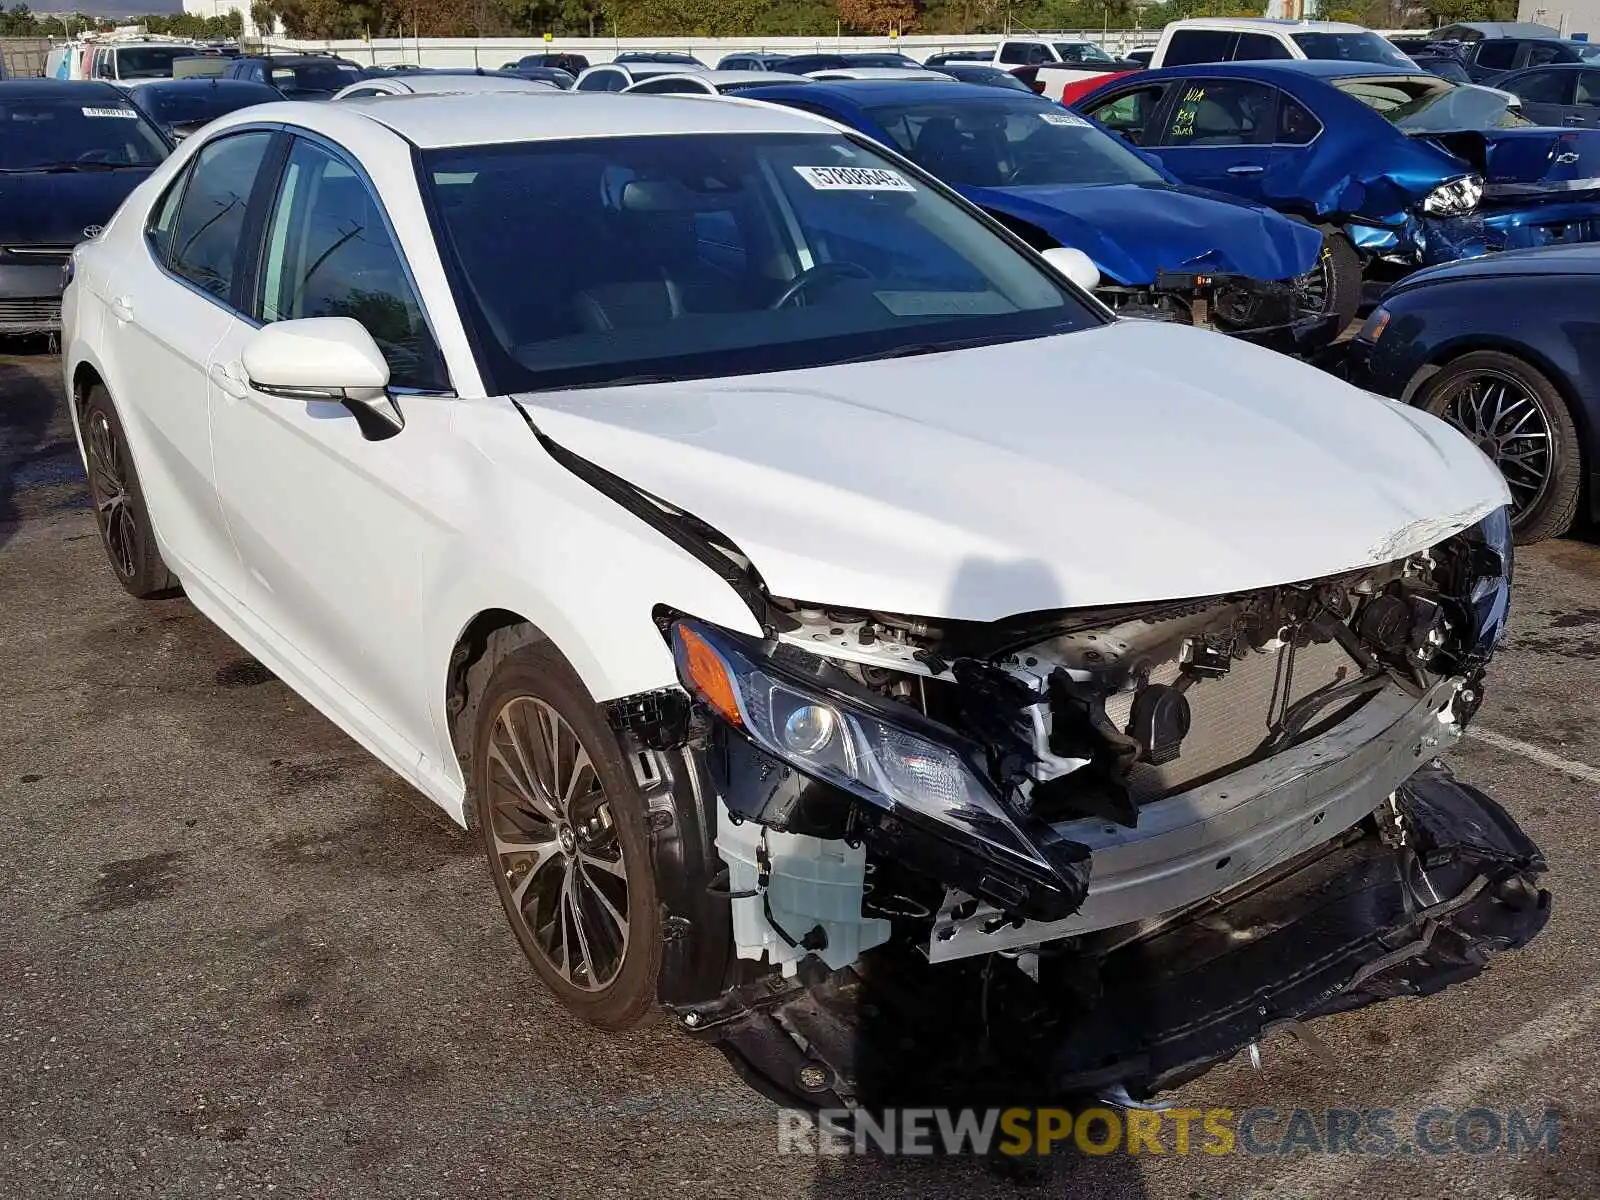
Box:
1291;247;1333;320
85;411;137;579
1434;369;1553;520
487;696;629;991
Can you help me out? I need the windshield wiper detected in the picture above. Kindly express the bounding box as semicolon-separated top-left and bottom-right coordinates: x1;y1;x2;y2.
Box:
830;331;1061;365
12;162;149;173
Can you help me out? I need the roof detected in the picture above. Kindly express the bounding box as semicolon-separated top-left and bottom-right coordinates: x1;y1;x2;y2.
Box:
0;79;128;100
805;67;951;81
1433;21;1559;38
761;78;1046;106
659;69;808;87
1135;58;1421;82
133;77;278;94
1000;34;1098;43
332;90;838;147
1165;17;1370;32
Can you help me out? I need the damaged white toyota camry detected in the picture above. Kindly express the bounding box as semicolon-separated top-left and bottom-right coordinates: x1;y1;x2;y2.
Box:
63;92;1548;1107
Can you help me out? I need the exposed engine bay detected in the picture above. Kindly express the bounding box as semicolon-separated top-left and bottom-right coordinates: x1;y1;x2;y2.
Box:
604;509;1547;1107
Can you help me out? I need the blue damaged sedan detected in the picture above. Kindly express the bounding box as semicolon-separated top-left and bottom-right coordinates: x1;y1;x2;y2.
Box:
743;79;1343;347
1075;60;1600;290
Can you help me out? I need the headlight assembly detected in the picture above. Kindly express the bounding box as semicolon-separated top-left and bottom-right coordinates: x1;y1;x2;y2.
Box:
1467;504;1513;658
1422;174;1484;217
668;617;1091;919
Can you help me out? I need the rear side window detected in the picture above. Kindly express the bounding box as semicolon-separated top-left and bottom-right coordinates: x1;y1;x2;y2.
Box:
998;43;1030;65
1233;33;1292;61
1526;44;1566;67
162;131;274;304
1163;30;1236;67
257;138;445;390
1276;93;1321;144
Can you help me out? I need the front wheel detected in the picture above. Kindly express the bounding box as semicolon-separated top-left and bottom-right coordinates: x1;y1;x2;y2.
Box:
1414;350;1583;544
1294;227;1362;334
470;634;663;1030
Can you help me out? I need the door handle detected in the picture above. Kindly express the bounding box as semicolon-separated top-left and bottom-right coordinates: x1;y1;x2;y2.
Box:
210;360;249;399
110;295;134;322
1226;164;1265;176
1564;114;1585;125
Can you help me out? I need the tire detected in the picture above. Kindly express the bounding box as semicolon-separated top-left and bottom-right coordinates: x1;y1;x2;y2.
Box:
468;632;662;1031
1311;227;1362;334
1414;350;1583;545
80;385;180;599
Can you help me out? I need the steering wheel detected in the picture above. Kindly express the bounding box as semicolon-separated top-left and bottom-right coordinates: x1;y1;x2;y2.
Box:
768;261;873;310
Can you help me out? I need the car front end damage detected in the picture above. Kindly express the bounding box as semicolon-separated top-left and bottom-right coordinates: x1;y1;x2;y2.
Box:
1094;267;1343;354
606;509;1548;1107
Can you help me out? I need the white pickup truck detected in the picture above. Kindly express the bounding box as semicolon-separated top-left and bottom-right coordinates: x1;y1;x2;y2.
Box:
987;35;1141;100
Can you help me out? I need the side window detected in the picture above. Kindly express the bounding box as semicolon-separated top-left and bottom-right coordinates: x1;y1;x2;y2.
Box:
1163;30;1236;67
1233;33;1292;61
1475;42;1518;69
1084;84;1171;145
1160;79;1275;146
165;131;275;304
1514;68;1575;104
1027;45;1055;65
145;168;189;264
1276;93;1321;144
631;78;703;94
1578;69;1600;106
257;138;445;391
1526;44;1564;67
342;86;388;99
998;42;1029;65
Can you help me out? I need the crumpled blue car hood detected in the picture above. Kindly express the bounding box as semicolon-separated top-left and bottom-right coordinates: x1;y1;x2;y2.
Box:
959;181;1324;286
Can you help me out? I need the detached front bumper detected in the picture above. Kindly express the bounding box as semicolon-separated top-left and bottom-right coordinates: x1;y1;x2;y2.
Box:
1097;269;1340;353
686;765;1548;1108
0;263;66;335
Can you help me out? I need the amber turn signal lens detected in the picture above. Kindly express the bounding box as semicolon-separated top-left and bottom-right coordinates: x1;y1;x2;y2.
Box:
675;622;743;726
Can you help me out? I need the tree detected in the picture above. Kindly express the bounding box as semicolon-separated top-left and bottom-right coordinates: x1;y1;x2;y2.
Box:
836;0;919;34
250;0;277;34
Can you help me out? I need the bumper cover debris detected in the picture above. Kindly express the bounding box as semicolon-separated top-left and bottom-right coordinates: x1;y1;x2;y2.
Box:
682;765;1548;1109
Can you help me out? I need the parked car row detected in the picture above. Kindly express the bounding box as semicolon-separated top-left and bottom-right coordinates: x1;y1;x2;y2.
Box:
56;85;1547;1113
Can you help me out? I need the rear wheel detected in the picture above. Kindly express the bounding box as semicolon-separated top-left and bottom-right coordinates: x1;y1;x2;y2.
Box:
470;635;663;1030
80;385;179;599
1415;350;1583;544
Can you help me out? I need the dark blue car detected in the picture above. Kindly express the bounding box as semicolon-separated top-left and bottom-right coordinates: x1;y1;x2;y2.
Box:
742;79;1341;346
1343;245;1600;543
1075;61;1600;294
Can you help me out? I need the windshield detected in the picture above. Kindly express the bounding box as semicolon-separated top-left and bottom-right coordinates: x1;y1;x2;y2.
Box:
1056;42;1115;64
1339;78;1533;132
0;98;168;170
1292;32;1416;66
867;97;1164;188
116;47;191;80
424;132;1096;393
271;62;361;93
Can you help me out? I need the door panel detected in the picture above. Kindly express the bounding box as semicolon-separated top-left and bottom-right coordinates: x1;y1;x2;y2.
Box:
1150;78;1277;201
109;130;275;595
209;136;452;772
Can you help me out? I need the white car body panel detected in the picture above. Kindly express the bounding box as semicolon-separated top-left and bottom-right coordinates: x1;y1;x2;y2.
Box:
516;320;1508;622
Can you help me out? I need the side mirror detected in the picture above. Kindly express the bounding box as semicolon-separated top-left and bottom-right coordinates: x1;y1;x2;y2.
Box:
242;317;402;440
1040;245;1102;293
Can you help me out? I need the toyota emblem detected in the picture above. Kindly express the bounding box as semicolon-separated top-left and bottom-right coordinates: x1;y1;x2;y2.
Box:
82;225;104;240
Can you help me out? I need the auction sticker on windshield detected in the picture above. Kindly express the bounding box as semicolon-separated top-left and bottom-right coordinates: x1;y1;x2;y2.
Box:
82;107;138;118
1039;112;1091;128
794;165;916;192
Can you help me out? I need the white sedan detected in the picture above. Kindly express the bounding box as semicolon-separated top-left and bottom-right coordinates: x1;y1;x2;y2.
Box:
332;70;561;100
61;91;1546;1106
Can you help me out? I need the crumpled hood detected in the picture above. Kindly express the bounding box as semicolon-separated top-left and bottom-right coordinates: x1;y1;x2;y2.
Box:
516;321;1509;622
0;169;154;245
962;182;1324;286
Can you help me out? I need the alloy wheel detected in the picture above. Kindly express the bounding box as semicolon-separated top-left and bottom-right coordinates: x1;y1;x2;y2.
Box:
486;696;630;991
1434;369;1553;519
1291;251;1332;320
85;410;137;579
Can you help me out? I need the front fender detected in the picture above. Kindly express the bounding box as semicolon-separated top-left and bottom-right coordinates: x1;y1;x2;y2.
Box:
419;396;765;798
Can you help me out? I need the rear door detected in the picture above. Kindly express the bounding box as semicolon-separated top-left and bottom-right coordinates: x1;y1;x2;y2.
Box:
1147;76;1278;201
1507;67;1581;126
1575;70;1600;128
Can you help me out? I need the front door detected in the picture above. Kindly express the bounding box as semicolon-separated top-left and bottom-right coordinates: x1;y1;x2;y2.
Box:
208;134;455;779
1149;77;1279;203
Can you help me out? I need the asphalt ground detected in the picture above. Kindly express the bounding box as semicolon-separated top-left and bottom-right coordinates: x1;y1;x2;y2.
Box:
2;346;1597;1198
